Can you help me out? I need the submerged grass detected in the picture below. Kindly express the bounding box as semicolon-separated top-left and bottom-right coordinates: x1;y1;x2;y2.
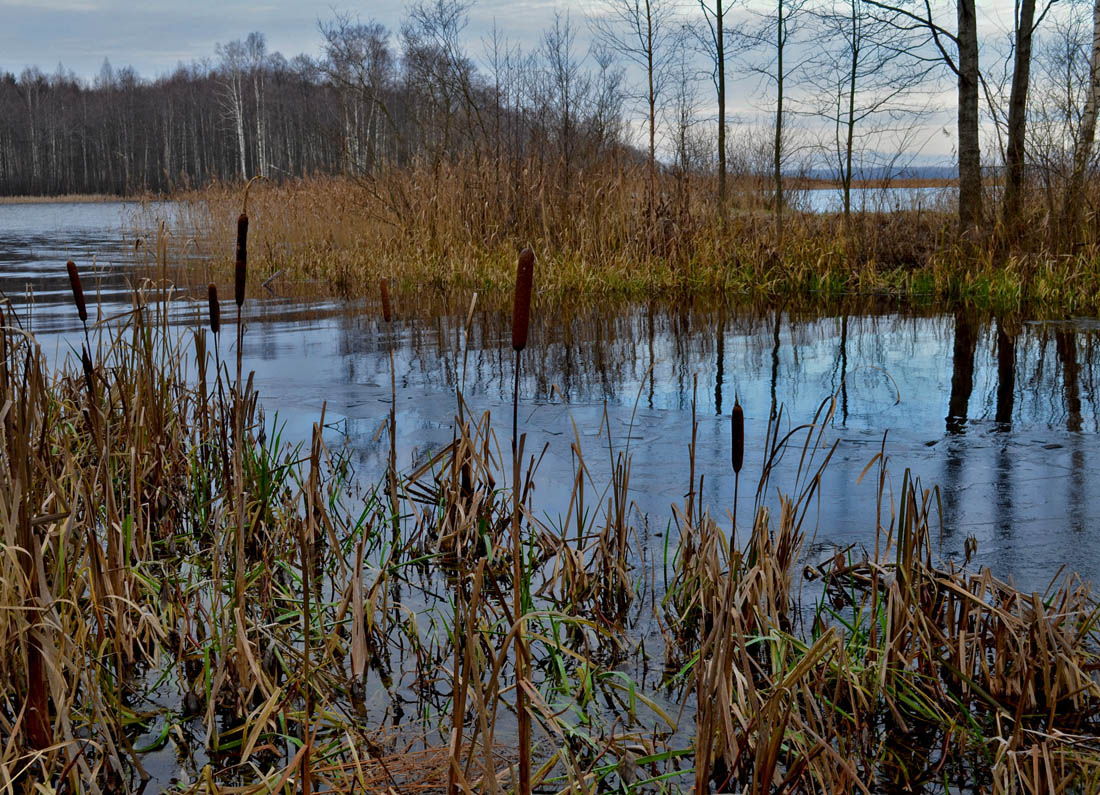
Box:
153;169;1100;313
5;235;1100;791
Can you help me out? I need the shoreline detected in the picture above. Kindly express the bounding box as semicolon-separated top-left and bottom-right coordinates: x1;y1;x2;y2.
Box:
0;193;149;204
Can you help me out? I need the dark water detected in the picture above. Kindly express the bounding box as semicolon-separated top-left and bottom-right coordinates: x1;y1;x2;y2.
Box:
2;200;1098;596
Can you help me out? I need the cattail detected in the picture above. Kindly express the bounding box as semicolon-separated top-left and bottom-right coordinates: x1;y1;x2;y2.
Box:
234;213;248;307
66;260;87;323
208;283;221;335
732;399;744;475
380;278;392;323
512;248;535;352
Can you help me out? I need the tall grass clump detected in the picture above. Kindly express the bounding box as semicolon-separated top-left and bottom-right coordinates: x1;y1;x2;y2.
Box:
154;166;1100;312
7;230;1100;792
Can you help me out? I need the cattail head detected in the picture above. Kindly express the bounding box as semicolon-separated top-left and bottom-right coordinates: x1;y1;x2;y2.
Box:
380;278;392;323
208;283;221;335
66;260;87;323
512;248;535;352
732;398;744;475
234;213;248;307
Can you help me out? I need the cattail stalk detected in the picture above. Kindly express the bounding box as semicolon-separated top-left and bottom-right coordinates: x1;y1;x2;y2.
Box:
732;397;744;533
232;211;248;646
380;280;399;541
511;248;534;795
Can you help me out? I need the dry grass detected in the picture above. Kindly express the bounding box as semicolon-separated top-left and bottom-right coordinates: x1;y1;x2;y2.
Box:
5;236;1100;792
147;166;1100;311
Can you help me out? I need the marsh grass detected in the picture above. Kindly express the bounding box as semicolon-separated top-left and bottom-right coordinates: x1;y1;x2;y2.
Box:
152;169;1100;312
6;244;1100;792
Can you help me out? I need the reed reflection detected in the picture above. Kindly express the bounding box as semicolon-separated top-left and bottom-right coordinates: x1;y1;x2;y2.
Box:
946;311;978;435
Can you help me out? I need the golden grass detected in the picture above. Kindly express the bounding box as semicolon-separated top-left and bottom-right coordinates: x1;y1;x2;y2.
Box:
5;231;1100;791
147;165;1100;312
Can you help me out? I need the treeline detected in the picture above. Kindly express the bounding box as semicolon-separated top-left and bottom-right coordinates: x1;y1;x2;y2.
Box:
1;0;1100;242
0;12;628;198
0;50;340;196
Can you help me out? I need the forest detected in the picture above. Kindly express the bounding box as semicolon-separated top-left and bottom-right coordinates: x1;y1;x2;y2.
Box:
1;0;1098;243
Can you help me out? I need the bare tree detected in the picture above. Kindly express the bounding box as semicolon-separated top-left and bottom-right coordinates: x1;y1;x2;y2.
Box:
805;0;931;219
695;0;735;208
866;0;984;234
1002;0;1058;231
540;12;593;199
246;32;269;178
591;0;677;218
664;25;705;210
216;38;250;180
1065;0;1100;229
401;0;482;166
320;15;396;173
741;0;811;240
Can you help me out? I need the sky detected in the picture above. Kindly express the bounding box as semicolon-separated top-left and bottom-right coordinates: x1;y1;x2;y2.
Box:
0;0;562;79
0;0;1055;166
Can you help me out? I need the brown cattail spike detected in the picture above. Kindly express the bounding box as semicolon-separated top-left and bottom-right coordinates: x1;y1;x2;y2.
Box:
732;399;744;475
208;283;221;335
512;248;535;352
380;278;392;323
66;261;87;323
234;213;248;307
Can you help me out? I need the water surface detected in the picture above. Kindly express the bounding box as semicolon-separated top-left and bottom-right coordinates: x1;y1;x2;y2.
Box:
1;199;1096;595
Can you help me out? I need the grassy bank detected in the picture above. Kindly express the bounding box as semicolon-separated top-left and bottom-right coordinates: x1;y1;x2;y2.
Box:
155;171;1100;313
4;250;1100;792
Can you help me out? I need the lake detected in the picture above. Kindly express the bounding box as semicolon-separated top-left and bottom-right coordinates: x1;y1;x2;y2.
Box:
1;198;1094;599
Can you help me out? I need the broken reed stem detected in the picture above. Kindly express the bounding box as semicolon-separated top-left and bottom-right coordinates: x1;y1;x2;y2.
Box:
380;279;398;541
511;248;534;795
300;422;322;795
447;290;479;795
208;284;229;481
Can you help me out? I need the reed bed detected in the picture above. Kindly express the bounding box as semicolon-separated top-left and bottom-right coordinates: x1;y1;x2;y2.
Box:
150;167;1100;312
5;249;1100;793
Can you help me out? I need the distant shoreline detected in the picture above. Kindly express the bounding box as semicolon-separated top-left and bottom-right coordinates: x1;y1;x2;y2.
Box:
792;177;956;190
0;179;955;205
0;194;146;204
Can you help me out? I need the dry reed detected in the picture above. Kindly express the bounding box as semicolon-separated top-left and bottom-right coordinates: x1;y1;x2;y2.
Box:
4;241;1100;793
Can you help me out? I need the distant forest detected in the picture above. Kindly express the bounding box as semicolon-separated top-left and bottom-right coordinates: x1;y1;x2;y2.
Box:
0;13;629;197
1;0;1099;240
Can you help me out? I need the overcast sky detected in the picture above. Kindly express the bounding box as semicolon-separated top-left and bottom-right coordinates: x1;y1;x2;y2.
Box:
0;0;1028;78
0;0;1047;166
0;0;567;78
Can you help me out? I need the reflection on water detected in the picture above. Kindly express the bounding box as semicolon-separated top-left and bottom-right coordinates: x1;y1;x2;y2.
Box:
4;201;1100;592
